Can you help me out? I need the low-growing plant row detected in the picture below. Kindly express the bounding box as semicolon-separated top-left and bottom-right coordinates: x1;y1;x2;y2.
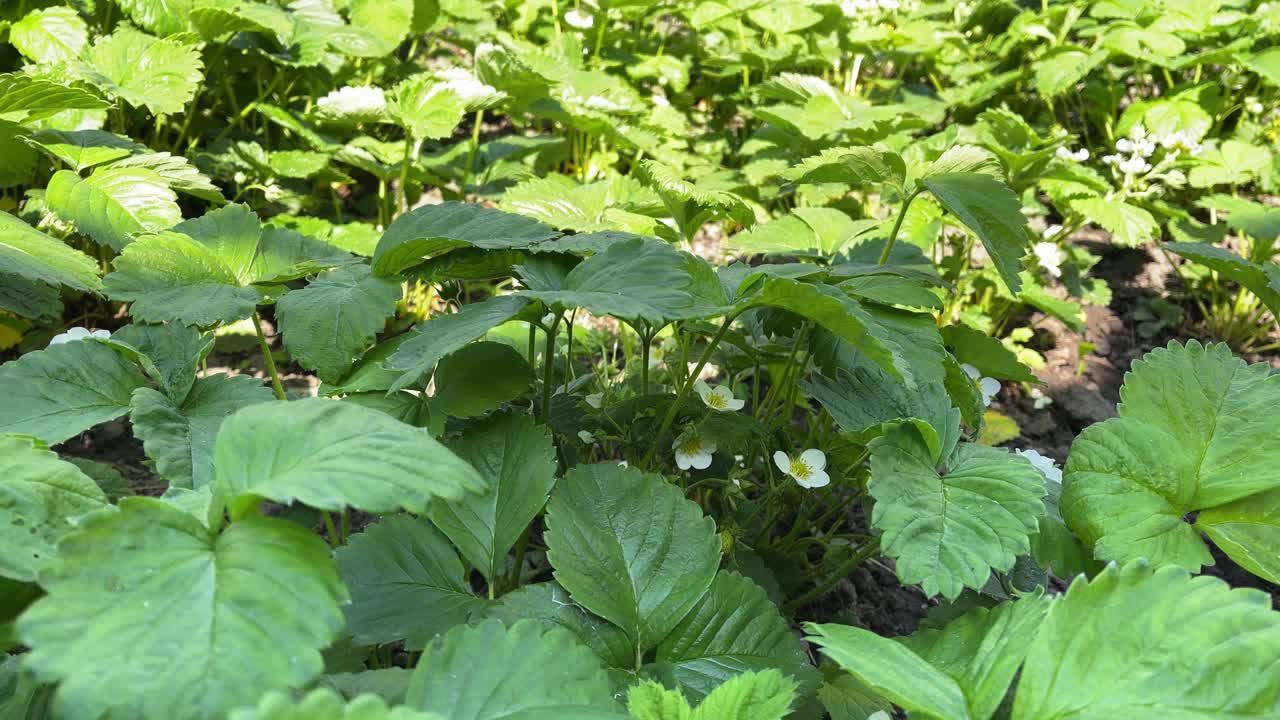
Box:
3;0;1280;718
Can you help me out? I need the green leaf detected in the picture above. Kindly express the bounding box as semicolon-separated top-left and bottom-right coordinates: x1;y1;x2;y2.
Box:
806;622;971;720
130;374;274;490
920;173;1028;294
923;145;1002;178
1165;242;1280;320
0;435;107;583
630;670;798;720
114;0;197;35
1070;197;1157;247
405;619;617;719
111;321;213;403
388;75;466;140
385;294;532;392
1032;47;1105;97
229;688;444;720
787;146;906;191
0;119;38;188
729;207;879;256
869;423;1046;599
372;202;557;277
429;414;557;583
1012;562;1280;719
18;498;348;720
654;571;814;703
817;670;893;720
521;237;726;325
432;342;534;418
347;0;414;56
334;514;484;649
109;152;225;204
545;463;721;654
0;340;148;445
1062;341;1280;572
1195;487;1280;585
0;211;102;293
941;325;1037;383
0;74;108;123
900;597;1051;720
105;204;353;325
1188;140;1273;188
213;397;486;519
45;167;182;251
82;27;203;115
277;265;400;383
28;129;146;170
485;582;634;669
10;7;89;65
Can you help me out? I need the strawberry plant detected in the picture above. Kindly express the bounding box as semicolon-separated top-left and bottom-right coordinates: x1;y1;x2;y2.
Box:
4;1;1280;718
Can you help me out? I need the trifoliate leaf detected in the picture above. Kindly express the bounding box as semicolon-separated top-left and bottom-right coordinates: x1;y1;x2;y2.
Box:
1188;140;1273;188
45;167;182;251
0;340;148;445
429;414;557;583
82;27;203;115
869;423;1046;599
10;7;89;65
130;374;274;490
229;688;443;720
1062;341;1280;573
372;202;558;277
1012;562;1280;719
654;571;815;703
276;265;400;383
105;204;354;325
388;75;466;140
0;211;102;293
18;498;349;720
0;435;107;583
920;173;1028;294
384;294;532;392
334;514;485;649
213;397;486;519
545;463;721;654
405;619;618;719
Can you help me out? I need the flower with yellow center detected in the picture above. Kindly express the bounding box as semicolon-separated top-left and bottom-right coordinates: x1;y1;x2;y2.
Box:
773;449;829;489
695;380;745;412
673;434;716;470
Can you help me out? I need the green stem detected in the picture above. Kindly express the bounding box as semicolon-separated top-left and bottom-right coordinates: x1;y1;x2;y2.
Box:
782;538;880;612
461;109;485;191
640;311;741;469
640;328;651;394
541;316;559;421
878;188;925;265
252;311;287;400
506;521;533;593
397;136;422;217
322;511;340;547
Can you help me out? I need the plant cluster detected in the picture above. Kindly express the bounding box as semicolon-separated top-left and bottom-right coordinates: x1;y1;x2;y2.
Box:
3;0;1280;719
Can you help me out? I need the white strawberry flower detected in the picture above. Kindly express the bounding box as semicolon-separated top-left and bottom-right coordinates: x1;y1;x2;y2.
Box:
962;363;1001;406
1247;96;1264;115
49;327;110;346
1055;146;1089;162
1117;155;1152;175
773;449;829;489
695;380;744;412
1016;448;1062;484
564;8;594;29
674;434;715;470
316;86;386;119
1033;241;1065;278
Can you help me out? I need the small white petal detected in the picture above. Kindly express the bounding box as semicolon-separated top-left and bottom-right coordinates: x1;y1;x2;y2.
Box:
797;469;830;488
675;453;693;470
961;363;981;381
690;451;713;470
799;448;827;471
724;398;746;411
979;376;1001;405
773;451;790;474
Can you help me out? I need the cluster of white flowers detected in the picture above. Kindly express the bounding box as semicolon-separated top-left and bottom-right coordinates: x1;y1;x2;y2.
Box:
1030;387;1052;410
316;86;386;118
435;67;502;108
773;449;829;489
1055;146;1089;162
1102;125;1201;177
49;326;110;345
1016;448;1062;484
962;363;1001;406
1033;239;1065;278
1158;129;1202;156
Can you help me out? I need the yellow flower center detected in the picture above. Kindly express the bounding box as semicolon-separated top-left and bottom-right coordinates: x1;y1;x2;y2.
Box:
679;437;704;455
788;459;811;480
706;393;726;409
